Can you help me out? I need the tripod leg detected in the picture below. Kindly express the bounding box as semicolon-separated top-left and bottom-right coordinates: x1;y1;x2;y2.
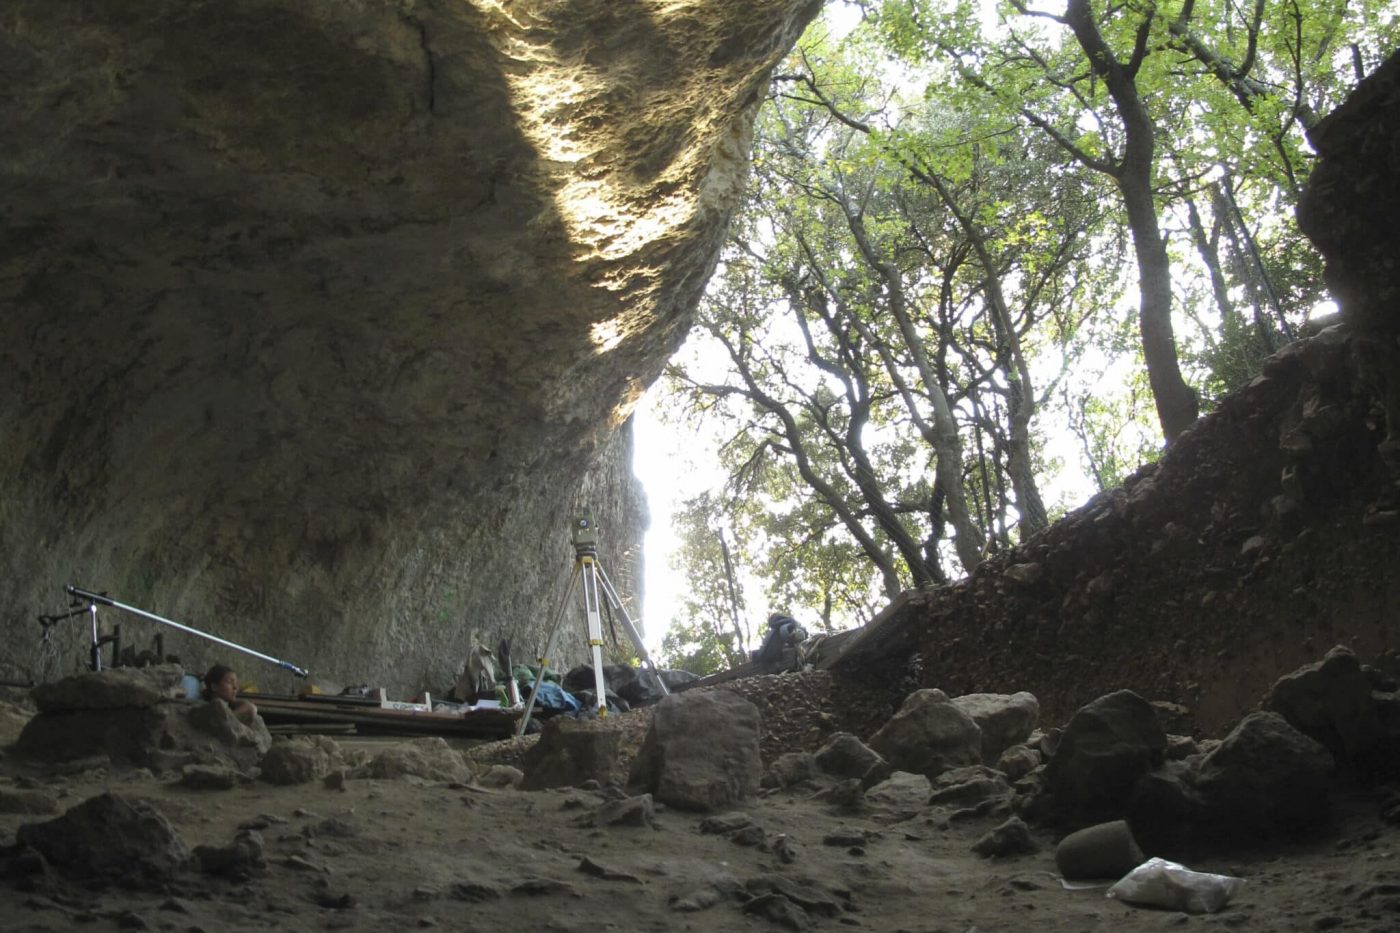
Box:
595;561;669;697
517;561;583;736
580;557;609;716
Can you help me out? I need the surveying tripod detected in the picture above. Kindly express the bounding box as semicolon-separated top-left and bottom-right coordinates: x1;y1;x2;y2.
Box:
516;512;667;735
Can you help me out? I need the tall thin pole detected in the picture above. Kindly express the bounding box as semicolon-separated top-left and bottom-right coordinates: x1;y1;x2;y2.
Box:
717;528;746;667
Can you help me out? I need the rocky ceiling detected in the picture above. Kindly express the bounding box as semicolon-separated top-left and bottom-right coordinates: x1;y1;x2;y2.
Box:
0;0;822;692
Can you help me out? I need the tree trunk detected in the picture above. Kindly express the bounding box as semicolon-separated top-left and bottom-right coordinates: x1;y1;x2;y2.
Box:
844;211;986;574
1065;0;1199;442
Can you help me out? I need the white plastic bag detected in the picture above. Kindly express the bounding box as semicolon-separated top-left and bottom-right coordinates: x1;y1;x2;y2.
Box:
1106;857;1244;914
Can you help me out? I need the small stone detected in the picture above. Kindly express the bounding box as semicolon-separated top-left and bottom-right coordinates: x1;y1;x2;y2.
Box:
698;814;753;835
180;765;240;791
592;794;654;828
764;833;798;864
509;877;582;898
283;854;329;873
576;857;642;883
742;892;812;931
449;881;503;902
972;817;1038;858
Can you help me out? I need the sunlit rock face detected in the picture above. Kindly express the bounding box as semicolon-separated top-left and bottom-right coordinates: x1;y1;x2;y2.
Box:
0;0;821;692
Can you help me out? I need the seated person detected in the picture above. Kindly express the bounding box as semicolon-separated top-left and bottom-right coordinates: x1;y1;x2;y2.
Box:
202;663;258;724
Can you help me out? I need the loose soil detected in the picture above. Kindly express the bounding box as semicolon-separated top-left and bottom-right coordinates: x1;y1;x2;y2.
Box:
1;689;1398;933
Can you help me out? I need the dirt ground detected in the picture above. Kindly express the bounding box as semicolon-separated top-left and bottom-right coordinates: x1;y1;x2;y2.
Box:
2;708;1398;933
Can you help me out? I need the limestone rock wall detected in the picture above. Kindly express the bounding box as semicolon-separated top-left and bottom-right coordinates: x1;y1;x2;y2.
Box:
0;0;821;692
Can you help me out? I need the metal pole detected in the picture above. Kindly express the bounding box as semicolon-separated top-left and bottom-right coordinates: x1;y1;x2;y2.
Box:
64;584;309;677
516;563;582;736
594;560;668;698
580;555;609;717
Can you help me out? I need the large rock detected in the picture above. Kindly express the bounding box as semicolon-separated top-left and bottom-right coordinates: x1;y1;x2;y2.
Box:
0;0;822;697
1043;691;1166;828
16;793;189;886
354;737;472;784
31;666;185;713
864;772;934;818
1194;711;1334;836
627;690;762;811
1125;760;1209;857
17;706;177;765
261;736;345;786
812;732;887;782
16;696;270;771
1128;712;1336;855
1055;820;1145;881
866;689;983;778
187;699;274;757
521;716;626;790
1263;645;1383;769
927;765;1013;810
951;692;1040;764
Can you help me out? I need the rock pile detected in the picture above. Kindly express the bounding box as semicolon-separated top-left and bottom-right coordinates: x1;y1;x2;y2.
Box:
1;644;1396;929
17;666;271;773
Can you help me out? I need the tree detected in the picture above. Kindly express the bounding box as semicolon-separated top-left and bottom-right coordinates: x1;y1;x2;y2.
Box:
651;0;1387;634
658;493;750;674
667;28;1097;603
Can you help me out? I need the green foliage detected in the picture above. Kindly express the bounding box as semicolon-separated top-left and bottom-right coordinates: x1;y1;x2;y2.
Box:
650;0;1381;638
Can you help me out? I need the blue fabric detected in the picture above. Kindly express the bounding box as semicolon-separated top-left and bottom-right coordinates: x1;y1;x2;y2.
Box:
531;680;581;712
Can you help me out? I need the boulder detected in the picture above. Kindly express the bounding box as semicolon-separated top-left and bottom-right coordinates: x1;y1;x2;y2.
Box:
354;737;472;784
16;706;174;764
16;792;189;886
193;829;265;878
1263;645;1385;770
261;736;344;786
479;765;524;789
180;764;241;790
31;666;185;713
1125;760;1209;858
1195;711;1334;837
951;692;1040;763
812;732;887;782
867;689;983;778
1043;690;1165;828
14;696;269;772
15;670;272;768
593;793;655;828
1054;820;1145;881
763;752;819;789
627;690;762;812
927;765;1013;810
995;745;1041;781
971;817;1037;858
521;716;625;790
186;699;273;756
864;772;933;818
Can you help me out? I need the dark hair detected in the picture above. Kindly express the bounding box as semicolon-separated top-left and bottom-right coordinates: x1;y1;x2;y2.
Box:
202;664;234;701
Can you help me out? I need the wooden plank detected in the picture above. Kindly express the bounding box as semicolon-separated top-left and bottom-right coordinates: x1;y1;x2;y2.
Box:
251;695;520;739
267;723;357;736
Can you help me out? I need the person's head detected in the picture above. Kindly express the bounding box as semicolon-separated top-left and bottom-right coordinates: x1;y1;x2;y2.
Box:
203;664;238;703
